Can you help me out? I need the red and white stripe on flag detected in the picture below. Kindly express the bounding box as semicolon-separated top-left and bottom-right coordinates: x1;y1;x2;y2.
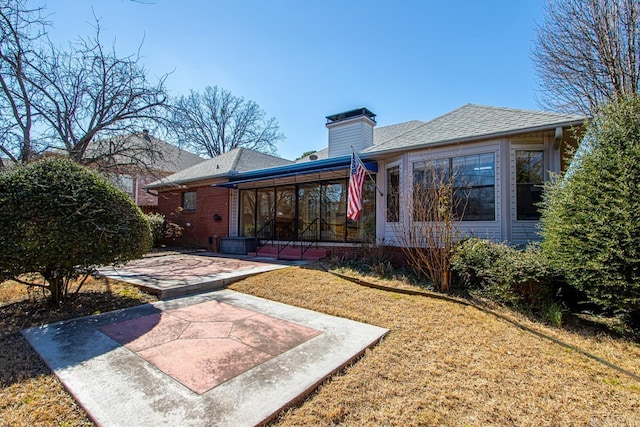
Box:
347;152;367;220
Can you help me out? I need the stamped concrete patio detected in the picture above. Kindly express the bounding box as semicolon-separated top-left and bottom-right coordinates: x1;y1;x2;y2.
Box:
23;254;388;426
98;252;306;299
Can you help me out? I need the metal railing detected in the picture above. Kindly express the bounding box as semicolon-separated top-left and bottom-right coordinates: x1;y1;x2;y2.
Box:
276;218;297;257
254;217;326;259
299;217;326;258
254;219;275;255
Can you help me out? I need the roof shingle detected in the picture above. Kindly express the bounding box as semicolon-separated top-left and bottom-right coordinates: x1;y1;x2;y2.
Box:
363;104;584;154
147;147;292;188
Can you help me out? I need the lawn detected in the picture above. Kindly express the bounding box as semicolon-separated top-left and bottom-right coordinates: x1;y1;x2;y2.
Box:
1;265;639;426
0;277;158;426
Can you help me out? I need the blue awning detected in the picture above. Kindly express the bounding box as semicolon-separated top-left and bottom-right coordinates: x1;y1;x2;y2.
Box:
213;156;378;188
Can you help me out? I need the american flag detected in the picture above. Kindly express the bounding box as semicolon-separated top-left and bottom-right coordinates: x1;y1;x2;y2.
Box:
347;151;367;220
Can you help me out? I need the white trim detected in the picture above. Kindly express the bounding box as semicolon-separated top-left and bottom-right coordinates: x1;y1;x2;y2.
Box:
229;189;239;237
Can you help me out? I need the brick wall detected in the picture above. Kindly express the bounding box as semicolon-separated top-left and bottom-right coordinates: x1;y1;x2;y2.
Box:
157;185;231;250
136;175;162;206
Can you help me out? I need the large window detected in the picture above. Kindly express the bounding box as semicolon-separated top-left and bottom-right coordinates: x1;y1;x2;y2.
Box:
275;186;296;240
516;150;544;220
238;177;375;243
256;188;275;238
322;181;347;241
387;166;400;222
240;190;256;236
413;153;495;221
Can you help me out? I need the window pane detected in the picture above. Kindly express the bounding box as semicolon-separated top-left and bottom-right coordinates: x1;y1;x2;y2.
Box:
113;174;134;198
182;191;196;211
387;167;399;222
299;184;321;240
275;186;296;240
347;176;376;242
256;188;275;238
239;190;256;236
321;181;346;241
453;153;495;221
516;150;544;220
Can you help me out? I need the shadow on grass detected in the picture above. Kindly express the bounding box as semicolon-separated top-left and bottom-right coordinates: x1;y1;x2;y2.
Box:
314;259;640;344
0;279;158;388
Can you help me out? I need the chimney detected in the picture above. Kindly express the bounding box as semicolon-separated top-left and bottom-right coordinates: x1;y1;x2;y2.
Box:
326;107;376;158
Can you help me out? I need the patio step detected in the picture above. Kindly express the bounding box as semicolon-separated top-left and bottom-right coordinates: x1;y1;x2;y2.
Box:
248;245;327;261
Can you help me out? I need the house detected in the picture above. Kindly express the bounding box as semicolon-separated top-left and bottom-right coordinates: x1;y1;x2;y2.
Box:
91;131;205;209
148;104;584;257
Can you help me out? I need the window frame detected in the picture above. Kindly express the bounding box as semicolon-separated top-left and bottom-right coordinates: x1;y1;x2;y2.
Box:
515;149;545;221
412;152;496;222
386;165;400;223
182;190;197;212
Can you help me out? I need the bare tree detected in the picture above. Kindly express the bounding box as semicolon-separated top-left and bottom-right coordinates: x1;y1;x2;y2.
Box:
31;27;169;168
393;160;467;292
0;0;46;166
0;1;170;170
533;0;640;115
169;85;284;158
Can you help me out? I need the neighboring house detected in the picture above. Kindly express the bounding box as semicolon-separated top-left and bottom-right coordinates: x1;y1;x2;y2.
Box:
148;104;584;256
92;131;205;208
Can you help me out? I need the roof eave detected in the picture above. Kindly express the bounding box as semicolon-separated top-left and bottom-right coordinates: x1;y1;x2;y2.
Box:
365;119;585;158
145;173;231;190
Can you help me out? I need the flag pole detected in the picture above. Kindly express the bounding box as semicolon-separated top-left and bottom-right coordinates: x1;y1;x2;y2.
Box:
351;145;383;196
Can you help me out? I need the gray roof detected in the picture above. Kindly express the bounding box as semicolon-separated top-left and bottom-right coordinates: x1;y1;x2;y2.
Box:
295;147;329;163
294;120;426;163
147;147;292;188
373;120;425;145
88;133;205;173
363;104;585;155
152;138;206;173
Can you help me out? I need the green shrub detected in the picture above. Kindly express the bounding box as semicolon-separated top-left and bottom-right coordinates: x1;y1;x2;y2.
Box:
450;238;511;291
451;239;560;306
146;213;166;247
0;158;152;304
540;96;640;319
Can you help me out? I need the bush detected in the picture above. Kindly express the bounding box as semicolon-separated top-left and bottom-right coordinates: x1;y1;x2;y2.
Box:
451;239;560;306
146;213;166;247
0;158;152;304
540;96;640;319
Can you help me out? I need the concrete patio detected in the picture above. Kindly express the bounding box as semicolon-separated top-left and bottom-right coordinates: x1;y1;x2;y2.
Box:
98;252;307;299
22;254;388;426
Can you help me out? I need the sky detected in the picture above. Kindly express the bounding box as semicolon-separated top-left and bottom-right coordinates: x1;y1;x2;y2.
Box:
44;0;546;161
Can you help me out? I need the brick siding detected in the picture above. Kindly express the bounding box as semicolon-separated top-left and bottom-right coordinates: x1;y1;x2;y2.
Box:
157;185;231;250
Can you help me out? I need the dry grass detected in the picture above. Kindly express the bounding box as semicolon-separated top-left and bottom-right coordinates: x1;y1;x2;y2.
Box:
229;266;640;426
0;277;157;427
2;266;640;426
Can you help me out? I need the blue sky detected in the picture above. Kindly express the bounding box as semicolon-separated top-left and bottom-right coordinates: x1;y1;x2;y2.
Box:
45;1;545;160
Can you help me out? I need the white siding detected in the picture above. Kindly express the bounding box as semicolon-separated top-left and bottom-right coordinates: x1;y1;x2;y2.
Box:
327;117;374;157
229;189;238;237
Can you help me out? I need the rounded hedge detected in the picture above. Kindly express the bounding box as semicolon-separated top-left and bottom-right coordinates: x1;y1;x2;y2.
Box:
0;157;151;300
